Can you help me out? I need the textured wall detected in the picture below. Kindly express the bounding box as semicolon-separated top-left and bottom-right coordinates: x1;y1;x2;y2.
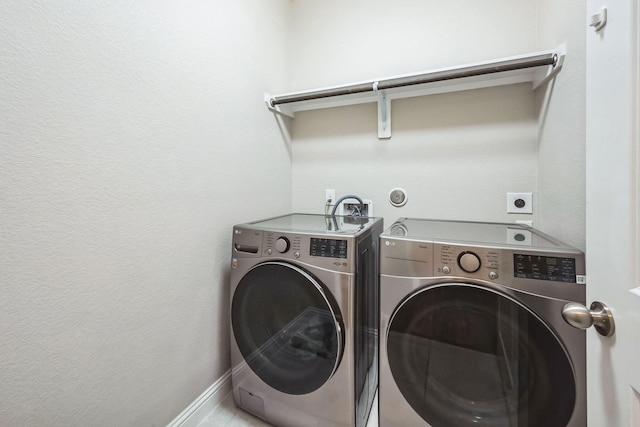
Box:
0;1;291;425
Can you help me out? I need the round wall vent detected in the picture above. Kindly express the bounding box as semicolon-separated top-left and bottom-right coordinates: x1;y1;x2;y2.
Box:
389;188;408;207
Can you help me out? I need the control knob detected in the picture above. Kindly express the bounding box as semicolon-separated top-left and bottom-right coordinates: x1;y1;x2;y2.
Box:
275;237;290;253
458;251;481;273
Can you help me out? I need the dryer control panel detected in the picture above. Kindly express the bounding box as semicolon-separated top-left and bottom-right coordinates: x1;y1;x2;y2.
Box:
380;218;585;302
513;253;579;283
435;244;500;281
432;243;585;301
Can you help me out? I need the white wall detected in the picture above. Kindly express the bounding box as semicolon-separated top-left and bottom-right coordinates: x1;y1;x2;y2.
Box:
289;0;540;226
290;0;537;90
0;1;291;425
291;84;538;223
289;0;585;251
536;0;586;250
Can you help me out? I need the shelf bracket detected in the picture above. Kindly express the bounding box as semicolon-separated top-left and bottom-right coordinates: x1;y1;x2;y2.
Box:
265;93;294;118
532;44;566;90
375;84;391;139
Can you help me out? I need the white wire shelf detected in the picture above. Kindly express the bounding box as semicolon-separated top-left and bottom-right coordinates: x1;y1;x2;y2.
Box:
266;45;566;139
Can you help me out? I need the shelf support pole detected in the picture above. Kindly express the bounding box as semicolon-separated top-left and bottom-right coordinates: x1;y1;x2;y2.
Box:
375;84;391;139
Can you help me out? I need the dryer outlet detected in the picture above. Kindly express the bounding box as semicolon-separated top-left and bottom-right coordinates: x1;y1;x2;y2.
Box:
507;192;533;214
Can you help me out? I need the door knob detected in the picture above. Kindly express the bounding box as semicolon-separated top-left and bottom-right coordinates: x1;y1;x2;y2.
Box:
561;301;615;337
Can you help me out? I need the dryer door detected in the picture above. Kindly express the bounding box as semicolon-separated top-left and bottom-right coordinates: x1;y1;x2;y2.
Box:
232;261;344;395
387;283;576;427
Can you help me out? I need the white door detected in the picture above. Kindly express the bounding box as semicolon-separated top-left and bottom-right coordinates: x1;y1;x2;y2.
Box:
586;0;640;425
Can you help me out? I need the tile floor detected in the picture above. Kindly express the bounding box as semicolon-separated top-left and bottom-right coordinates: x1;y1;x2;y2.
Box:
198;391;379;427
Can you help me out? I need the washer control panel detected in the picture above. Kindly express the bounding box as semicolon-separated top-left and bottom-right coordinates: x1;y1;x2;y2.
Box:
265;233;303;258
274;236;290;253
232;226;355;273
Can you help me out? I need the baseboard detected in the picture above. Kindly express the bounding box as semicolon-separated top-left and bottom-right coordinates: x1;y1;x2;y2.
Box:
167;370;232;427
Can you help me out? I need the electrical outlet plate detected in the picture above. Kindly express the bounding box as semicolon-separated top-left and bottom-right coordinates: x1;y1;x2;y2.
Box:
325;189;335;204
507;192;533;214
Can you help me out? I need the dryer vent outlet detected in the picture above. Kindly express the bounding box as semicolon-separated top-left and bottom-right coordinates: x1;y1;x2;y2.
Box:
389;188;408;207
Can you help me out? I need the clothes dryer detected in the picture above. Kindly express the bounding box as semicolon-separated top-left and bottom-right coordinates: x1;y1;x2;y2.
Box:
230;213;383;427
379;218;586;427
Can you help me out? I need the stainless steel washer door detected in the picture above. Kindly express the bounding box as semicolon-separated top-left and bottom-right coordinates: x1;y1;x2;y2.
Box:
232;262;344;395
386;283;576;427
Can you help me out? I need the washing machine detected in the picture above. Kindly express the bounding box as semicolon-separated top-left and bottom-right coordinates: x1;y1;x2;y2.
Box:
379;218;586;427
230;213;383;427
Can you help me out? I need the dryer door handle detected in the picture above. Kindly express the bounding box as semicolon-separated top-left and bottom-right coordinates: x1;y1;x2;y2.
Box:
562;301;615;337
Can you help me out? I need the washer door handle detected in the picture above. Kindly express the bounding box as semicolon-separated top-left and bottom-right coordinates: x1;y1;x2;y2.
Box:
562;301;615;337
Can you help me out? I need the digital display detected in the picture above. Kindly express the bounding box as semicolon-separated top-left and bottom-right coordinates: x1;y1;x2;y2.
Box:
514;254;576;282
310;238;347;259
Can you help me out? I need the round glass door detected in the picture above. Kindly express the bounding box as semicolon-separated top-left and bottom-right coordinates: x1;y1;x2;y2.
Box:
232;262;344;395
387;283;576;427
